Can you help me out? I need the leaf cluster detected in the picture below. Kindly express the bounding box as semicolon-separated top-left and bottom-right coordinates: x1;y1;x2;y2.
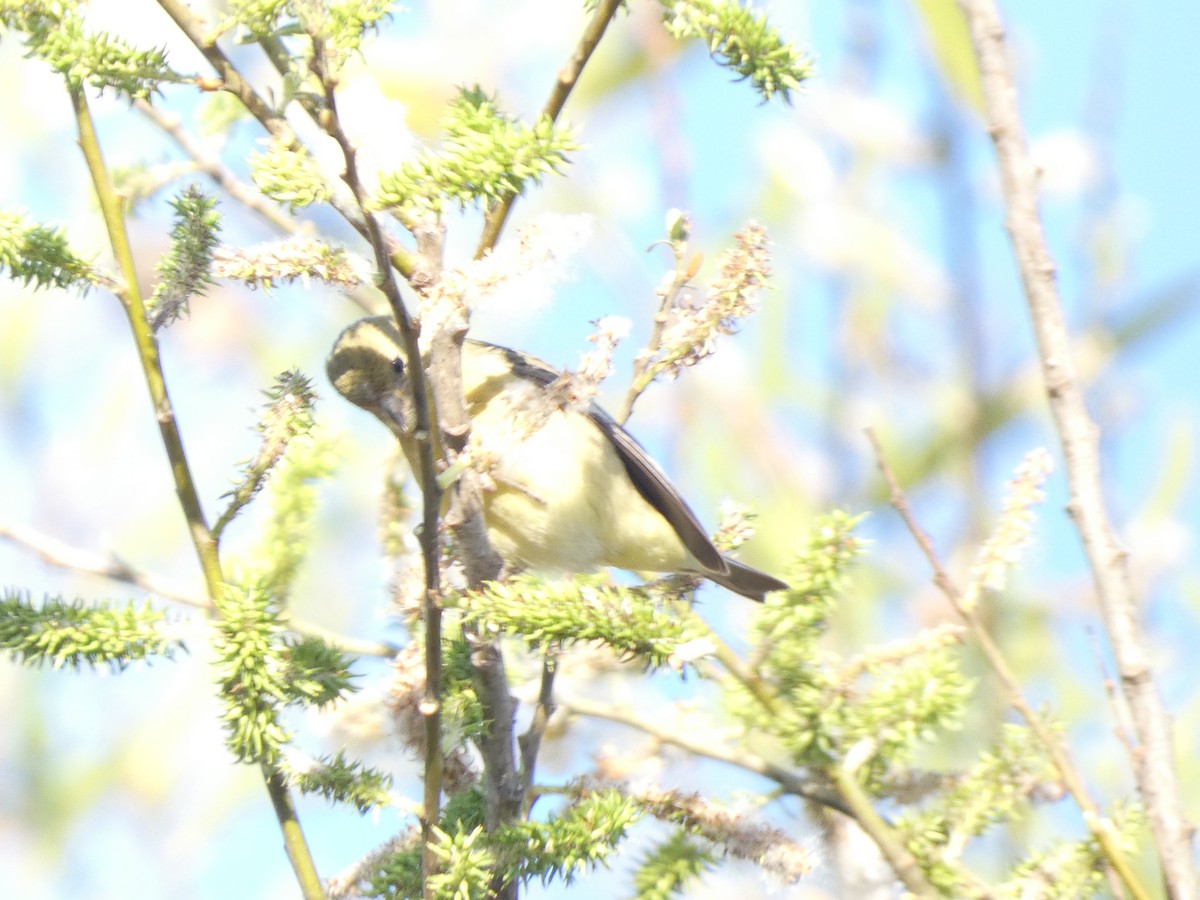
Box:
659;0;812;102
718;519;954;788
997;804;1144;900
899;722;1060;893
285;749;393;814
211;237;360;290
373;87;579;216
210;579;355;765
367;787;641;899
0;0;187;98
0;210;96;290
215;369;320;543
253;429;340;596
461;573;707;670
299;0;395;72
632;830;715;900
221;0;393;75
735;515;970;782
0;591;182;671
248;138;332;212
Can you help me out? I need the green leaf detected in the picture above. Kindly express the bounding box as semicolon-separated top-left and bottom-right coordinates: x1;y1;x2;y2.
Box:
462;574;706;670
210;580;292;765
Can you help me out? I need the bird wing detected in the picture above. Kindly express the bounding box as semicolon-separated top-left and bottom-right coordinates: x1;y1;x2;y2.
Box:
471;340;729;576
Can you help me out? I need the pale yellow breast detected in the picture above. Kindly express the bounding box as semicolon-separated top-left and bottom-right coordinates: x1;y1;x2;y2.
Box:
469;377;693;576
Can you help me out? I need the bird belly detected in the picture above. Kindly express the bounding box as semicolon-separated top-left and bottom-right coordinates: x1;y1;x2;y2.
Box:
476;405;691;576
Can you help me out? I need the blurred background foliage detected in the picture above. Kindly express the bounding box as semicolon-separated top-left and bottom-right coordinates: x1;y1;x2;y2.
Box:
0;0;1197;896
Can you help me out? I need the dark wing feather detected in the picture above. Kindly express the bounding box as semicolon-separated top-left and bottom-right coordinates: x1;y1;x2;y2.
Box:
587;408;728;574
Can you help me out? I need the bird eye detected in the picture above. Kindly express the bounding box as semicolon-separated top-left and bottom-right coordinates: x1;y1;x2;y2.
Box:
390;357;405;376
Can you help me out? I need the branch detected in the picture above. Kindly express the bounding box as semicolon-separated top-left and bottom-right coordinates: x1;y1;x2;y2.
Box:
0;519;397;658
134;98;298;233
829;746;939;900
265;765;326;900
70;84;221;601
955;1;1194;894
425;281;519;891
681;606;781;714
668;603;937;893
155;0;417;278
71;83;323;898
517;652;558;804
137;99;381;312
617;216;696;425
866;428;1151;900
327;832;416;900
560;697;849;816
306;44;445;900
474;0;624;257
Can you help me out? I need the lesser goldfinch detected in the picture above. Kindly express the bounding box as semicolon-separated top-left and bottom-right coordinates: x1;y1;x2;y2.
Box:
327;316;787;601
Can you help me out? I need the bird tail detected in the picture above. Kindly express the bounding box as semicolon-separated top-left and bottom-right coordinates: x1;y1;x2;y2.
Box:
707;557;789;602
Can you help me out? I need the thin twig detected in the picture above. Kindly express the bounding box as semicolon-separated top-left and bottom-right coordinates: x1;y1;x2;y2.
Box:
560;697;849;816
955;1;1193;894
0;519;397;658
830;747;940;900
326;832;417;900
1085;626;1139;765
155;0;417;279
474;0;625;258
134;98;300;234
866;427;1150;900
616;235;695;425
517;651;559;802
680;607;781;714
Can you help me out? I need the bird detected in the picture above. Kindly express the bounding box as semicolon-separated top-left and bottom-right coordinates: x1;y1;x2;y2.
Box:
326;316;788;601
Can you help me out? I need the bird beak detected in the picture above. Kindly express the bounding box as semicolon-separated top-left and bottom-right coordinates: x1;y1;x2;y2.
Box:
378;392;412;438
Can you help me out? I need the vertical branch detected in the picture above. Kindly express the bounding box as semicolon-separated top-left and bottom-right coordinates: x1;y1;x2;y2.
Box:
307;43;444;900
425;323;519;850
70;84;325;900
955;2;1195;895
517;651;557;802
